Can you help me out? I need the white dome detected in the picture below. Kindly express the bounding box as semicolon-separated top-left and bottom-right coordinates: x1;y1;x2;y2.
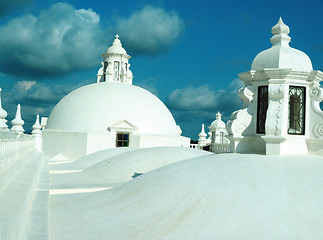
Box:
106;35;127;55
209;112;226;130
251;18;313;72
46;82;179;135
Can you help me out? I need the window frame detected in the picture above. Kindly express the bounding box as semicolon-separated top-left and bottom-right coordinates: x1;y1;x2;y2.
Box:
257;86;269;134
116;133;130;147
288;86;306;135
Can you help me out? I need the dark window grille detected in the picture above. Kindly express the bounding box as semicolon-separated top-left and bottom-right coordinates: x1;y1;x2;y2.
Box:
116;133;129;147
103;61;108;82
288;86;305;135
257;86;268;134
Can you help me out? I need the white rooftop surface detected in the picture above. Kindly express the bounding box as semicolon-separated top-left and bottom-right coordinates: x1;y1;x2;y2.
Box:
50;147;213;188
50;153;323;240
49;147;136;171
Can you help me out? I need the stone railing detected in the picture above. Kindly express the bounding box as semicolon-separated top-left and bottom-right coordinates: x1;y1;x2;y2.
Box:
211;143;231;154
0;131;36;190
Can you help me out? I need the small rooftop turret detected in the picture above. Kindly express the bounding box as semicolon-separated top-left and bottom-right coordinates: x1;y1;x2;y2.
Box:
32;114;43;151
32;115;42;136
198;124;207;148
209;112;226;131
11;104;24;133
97;34;133;84
227;18;323;155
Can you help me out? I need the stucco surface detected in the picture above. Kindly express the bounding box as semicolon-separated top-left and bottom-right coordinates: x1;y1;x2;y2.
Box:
51;153;323;240
50;147;213;188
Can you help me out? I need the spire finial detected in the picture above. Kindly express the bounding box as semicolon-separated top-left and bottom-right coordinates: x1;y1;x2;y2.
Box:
198;123;207;148
32;114;42;136
11;103;24;133
270;17;291;46
112;34;122;47
199;123;207;137
216;111;222;120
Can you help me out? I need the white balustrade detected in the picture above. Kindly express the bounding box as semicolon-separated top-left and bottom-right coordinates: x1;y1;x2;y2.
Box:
0;130;36;190
211;143;231;154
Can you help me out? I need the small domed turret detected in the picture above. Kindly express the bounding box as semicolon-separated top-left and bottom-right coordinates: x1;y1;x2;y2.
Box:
210;112;226;131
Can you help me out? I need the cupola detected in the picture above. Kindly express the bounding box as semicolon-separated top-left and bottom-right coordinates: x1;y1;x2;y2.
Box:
97;34;133;84
209;112;226;131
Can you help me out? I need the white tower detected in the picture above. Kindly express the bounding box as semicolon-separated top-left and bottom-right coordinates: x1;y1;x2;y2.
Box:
11;104;24;133
97;34;133;84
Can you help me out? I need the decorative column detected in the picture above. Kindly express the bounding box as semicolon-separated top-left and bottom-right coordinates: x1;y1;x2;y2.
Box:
32;115;42;151
198;124;207;149
11;104;24;133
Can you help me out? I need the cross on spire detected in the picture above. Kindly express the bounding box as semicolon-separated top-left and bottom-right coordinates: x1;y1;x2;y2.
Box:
115;34;119;39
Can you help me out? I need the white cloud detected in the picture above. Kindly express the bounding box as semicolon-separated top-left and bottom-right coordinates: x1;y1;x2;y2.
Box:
0;2;106;79
14;80;36;91
168;79;243;113
136;77;159;96
116;5;184;56
168;85;217;111
0;0;33;17
2;79;92;132
0;4;184;79
167;79;244;138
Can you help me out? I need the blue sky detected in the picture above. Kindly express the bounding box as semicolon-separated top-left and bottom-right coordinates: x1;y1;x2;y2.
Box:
0;0;323;139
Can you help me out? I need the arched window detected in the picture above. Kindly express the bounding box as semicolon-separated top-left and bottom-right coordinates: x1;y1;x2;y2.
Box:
257;86;268;134
288;86;305;135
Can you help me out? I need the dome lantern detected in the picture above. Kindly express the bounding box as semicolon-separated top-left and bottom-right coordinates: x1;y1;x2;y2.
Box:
97;34;133;84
